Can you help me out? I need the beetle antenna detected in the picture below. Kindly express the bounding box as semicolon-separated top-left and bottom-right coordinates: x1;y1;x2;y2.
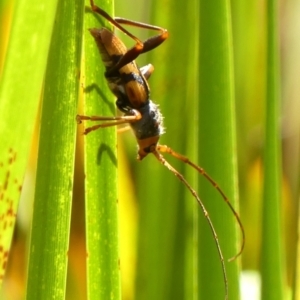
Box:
156;144;245;262
152;150;228;299
157;144;245;261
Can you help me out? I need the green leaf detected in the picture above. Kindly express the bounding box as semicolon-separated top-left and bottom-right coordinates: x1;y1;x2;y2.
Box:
198;0;241;299
260;0;285;298
0;0;58;287
25;0;84;298
82;1;120;299
132;0;203;299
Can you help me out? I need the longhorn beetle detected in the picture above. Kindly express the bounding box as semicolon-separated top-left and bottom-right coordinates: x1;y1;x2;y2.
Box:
77;1;245;299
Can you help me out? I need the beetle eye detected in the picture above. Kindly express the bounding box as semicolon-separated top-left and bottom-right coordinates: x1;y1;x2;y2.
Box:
150;110;155;117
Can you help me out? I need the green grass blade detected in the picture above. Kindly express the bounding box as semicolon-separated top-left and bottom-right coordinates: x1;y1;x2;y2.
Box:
0;0;58;287
0;0;13;76
132;0;198;299
260;0;285;298
198;0;241;299
294;200;300;300
82;1;120;299
25;0;84;298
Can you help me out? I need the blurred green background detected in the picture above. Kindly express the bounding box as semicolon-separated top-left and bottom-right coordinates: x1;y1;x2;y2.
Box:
1;0;299;299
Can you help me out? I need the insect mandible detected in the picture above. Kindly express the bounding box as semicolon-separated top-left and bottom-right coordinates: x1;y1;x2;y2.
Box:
76;1;245;299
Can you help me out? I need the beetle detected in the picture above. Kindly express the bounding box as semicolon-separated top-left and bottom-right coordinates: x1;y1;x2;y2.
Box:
77;1;245;299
